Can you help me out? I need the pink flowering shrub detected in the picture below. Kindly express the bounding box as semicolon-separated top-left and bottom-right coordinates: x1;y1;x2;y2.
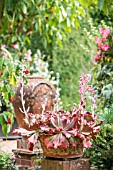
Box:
94;27;112;62
13;74;104;151
92;26;113;108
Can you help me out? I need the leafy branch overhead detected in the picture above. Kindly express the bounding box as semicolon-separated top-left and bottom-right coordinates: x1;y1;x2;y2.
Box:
0;0;113;47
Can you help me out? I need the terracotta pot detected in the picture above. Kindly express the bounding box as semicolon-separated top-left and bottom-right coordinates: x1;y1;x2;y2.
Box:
12;76;56;130
39;135;83;158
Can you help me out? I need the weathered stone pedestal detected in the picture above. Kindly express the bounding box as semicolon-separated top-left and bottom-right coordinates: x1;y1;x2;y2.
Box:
12;139;90;170
12;139;42;170
41;157;90;170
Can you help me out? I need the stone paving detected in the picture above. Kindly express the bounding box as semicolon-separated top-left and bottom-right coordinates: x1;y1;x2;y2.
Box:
0;139;17;153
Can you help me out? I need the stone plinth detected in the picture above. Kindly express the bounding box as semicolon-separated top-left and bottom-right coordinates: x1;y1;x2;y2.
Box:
41;157;90;170
12;139;42;170
12;148;39;170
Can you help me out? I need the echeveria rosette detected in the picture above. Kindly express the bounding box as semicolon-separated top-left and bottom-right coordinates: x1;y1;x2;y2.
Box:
44;133;70;149
13;109;103;150
12;128;39;151
39;110;76;149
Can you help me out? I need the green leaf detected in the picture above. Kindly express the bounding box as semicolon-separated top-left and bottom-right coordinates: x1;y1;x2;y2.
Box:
104;84;113;91
9;89;15;97
96;70;102;80
7;124;11;134
0;115;5;125
35;22;38;30
98;0;105;10
3;112;8;121
22;3;27;14
31;0;34;4
60;6;67;18
18;14;23;21
59;12;63;22
2;124;8;137
38;18;42;29
4;92;9;101
102;90;112;99
102;3;109;15
9;73;17;86
0;58;4;69
75;19;80;28
43;37;47;48
11;36;17;43
3;70;9;78
67;7;72;16
67;17;71;27
7;0;13;9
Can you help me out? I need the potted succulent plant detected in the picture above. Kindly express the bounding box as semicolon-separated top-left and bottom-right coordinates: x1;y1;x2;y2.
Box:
12;73;104;158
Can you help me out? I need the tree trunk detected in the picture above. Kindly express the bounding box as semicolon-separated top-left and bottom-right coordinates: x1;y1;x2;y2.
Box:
0;0;4;27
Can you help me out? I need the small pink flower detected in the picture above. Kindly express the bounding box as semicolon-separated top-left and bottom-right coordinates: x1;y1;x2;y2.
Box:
101;37;106;41
1;51;7;57
96;51;101;57
101;44;110;51
1;44;6;48
103;29;110;38
95;37;106;44
100;27;104;34
88;86;95;93
91;99;96;104
95;38;102;44
25;50;32;62
0;71;3;75
83;137;92;148
12;44;19;49
26;55;32;62
100;27;110;38
93;57;100;62
98;44;102;50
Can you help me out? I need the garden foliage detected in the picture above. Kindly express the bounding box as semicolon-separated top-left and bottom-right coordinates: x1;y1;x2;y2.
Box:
0;1;113;168
52;28;91;109
91;26;113;109
0;151;17;170
85;106;113;169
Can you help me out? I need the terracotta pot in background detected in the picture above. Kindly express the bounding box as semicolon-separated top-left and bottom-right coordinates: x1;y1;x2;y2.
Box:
12;76;56;130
